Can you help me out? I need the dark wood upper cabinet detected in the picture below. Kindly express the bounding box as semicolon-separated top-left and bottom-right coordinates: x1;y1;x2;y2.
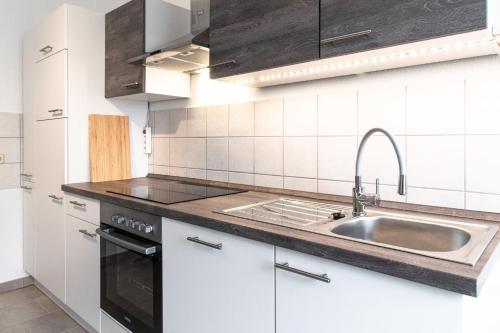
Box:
105;0;145;98
320;0;487;59
209;0;320;79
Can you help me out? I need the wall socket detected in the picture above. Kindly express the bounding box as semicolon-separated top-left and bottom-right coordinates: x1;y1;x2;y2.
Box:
0;154;4;164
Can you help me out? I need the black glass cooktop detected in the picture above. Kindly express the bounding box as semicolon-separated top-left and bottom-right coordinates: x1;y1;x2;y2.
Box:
107;181;245;205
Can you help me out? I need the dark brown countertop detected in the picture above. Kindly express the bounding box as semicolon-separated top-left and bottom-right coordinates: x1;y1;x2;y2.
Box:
62;176;500;297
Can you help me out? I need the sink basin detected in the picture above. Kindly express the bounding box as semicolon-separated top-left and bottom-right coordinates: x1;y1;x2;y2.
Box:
330;213;497;265
331;216;471;252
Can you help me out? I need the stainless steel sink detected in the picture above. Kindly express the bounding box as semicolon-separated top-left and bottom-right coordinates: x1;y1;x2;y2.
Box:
217;198;498;266
331;216;471;252
330;212;497;265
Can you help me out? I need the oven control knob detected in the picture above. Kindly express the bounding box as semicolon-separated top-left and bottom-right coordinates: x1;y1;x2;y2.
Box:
112;215;125;225
117;217;126;225
143;224;153;234
137;223;146;232
131;220;141;229
125;218;134;228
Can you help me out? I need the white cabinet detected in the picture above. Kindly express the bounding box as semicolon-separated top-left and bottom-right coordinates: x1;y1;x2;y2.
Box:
275;247;463;333
33;5;67;62
163;218;275;333
35;50;67;121
22;181;35;276
22;31;37;181
66;214;100;330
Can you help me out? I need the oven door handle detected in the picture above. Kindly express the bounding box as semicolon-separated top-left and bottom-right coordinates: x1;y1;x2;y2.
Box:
96;228;160;255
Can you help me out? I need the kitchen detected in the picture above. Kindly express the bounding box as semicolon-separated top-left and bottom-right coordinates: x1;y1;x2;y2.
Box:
1;0;500;332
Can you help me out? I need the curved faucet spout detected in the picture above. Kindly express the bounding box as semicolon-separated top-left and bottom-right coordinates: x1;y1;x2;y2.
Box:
353;128;407;217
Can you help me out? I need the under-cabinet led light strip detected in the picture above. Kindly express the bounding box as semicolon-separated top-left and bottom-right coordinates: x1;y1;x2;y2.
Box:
214;30;500;88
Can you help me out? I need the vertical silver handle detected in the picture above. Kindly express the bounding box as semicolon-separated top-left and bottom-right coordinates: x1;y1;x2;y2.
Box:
79;229;97;238
69;200;86;208
321;29;372;44
275;262;331;283
187;236;222;250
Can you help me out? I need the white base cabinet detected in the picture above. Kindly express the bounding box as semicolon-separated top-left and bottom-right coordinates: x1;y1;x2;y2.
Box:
66;215;100;331
22;181;35;276
163;218;275;333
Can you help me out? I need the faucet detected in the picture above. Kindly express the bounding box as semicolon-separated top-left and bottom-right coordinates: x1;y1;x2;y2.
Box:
353;128;407;217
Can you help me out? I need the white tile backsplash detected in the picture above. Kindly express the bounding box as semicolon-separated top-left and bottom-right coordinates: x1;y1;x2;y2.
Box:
151;71;500;213
284;95;317;136
407;136;464;191
358;86;406;135
229;102;254;136
465;135;500;194
255;137;283;176
255;98;284;136
465;77;500;134
284;137;317;178
318;90;357;136
228;137;254;173
207;105;229;137
318;136;357;181
207;138;228;171
407;80;464;135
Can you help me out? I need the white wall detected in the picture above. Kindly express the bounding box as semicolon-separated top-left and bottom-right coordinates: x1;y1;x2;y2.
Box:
149;54;500;214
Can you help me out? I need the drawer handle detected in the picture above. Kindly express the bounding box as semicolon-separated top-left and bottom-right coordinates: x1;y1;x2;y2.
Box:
21;173;32;177
121;82;140;89
69;200;87;208
187;236;222;250
39;45;53;54
48;194;63;201
321;29;372;44
48;109;63;114
275;262;331;283
21;185;33;190
79;229;97;238
207;60;236;69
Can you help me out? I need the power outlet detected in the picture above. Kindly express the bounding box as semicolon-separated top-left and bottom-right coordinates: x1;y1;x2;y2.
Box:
0;154;4;164
143;127;152;154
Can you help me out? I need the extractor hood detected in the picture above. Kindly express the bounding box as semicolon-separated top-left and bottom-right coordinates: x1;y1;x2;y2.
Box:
137;0;210;73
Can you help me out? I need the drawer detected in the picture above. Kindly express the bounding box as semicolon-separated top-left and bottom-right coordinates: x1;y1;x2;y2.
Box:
35;5;67;62
64;193;100;225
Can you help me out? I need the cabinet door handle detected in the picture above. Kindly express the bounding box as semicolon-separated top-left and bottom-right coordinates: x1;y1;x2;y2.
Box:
21;173;32;177
48;194;63;201
121;82;140;89
275;262;331;283
21;185;33;190
207;60;236;69
187;236;222;250
39;45;53;54
321;29;372;44
48;109;63;114
79;229;97;238
69;200;86;208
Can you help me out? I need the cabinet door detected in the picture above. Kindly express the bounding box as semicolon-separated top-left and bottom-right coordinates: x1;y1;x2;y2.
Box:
209;0;319;79
23;30;37;181
35;51;67;121
35;119;66;192
34;5;67;62
163;219;275;333
66;215;100;330
105;0;145;98
36;187;66;302
275;247;462;333
22;181;36;276
321;0;487;58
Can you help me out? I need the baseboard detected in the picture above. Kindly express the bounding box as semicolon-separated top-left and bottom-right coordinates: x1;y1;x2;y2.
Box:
0;275;34;294
35;280;99;333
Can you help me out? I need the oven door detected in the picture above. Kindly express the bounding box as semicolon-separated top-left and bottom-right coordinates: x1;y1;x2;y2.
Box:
97;226;162;333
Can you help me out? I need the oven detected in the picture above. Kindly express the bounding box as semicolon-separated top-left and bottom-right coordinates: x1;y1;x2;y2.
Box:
97;203;163;333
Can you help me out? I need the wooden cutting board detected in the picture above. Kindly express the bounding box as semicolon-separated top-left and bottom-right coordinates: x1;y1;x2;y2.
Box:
89;114;131;182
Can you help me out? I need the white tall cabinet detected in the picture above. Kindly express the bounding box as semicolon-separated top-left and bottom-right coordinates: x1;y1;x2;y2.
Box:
22;5;106;305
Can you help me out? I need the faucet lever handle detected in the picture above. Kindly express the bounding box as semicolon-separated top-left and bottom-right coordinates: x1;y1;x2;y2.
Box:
375;178;380;196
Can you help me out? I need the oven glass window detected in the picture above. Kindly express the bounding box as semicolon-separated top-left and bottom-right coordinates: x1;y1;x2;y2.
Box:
100;229;161;333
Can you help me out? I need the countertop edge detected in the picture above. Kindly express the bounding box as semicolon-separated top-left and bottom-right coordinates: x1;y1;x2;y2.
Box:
62;184;482;296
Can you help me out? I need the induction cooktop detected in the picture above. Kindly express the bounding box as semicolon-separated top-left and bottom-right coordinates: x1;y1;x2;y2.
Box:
107;181;245;205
